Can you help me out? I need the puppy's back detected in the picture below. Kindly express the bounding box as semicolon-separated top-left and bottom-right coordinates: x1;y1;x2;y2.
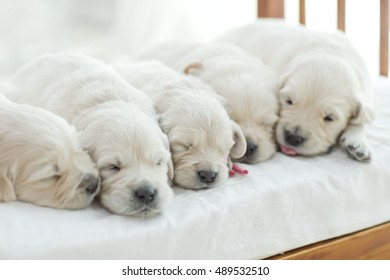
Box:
6;53;154;122
0;93;78;155
113;60;220;103
219;19;370;88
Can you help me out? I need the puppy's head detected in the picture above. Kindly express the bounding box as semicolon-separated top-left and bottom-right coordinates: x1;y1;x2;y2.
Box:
184;61;279;163
156;92;246;189
77;102;174;217
0;106;100;209
276;56;374;157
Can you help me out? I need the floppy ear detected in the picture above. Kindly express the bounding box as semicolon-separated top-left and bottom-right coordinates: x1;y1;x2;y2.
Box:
229;121;247;159
167;158;174;181
278;74;288;91
278;67;294;91
278;62;302;92
152;89;181;114
76;130;96;161
350;101;375;125
184;62;203;75
161;133;174;180
0;172;17;202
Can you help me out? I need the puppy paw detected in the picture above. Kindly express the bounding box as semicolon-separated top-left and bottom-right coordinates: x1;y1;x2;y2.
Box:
340;137;371;162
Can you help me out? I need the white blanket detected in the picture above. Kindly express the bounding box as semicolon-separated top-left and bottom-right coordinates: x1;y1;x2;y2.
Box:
1;78;390;260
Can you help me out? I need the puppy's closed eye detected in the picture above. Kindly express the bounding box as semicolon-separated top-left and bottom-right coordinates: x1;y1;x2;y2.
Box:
103;164;121;172
41;174;61;182
323;115;335;122
173;143;193;151
279;90;295;106
286;98;293;105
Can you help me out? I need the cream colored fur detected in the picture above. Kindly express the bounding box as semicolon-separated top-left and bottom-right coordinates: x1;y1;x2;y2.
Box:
134;42;279;163
114;60;246;189
0;93;99;209
4;53;174;216
220;19;375;162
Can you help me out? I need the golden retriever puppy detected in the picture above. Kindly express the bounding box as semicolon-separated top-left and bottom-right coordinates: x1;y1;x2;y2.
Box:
4;53;174;216
0;93;99;209
113;60;246;189
220;19;375;162
134;42;279;164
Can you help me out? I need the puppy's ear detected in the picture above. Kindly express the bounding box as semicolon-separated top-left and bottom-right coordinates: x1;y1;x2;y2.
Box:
184;62;203;75
152;89;180;114
167;158;174;181
161;133;174;180
229;121;247;159
278;64;300;92
76;130;95;159
350;101;375;125
278;68;293;91
0;172;17;202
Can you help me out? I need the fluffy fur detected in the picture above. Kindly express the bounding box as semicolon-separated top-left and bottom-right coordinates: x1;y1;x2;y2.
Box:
134;42;279;163
113;60;246;189
4;53;174;216
220;19;375;162
0;93;99;209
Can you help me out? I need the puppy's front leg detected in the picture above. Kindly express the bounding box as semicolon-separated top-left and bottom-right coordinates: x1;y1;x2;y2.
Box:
339;124;371;162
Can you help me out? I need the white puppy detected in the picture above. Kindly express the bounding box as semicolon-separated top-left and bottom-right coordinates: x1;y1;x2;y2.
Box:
4;53;174;216
220;19;375;162
114;60;246;189
135;42;279;163
0;93;99;209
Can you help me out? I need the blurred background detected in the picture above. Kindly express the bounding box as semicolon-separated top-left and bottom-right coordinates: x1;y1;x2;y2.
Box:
0;0;383;77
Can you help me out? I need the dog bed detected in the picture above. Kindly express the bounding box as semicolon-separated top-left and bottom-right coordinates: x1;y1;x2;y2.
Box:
0;77;389;259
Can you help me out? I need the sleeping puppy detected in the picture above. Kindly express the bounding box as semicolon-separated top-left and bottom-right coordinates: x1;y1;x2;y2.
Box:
134;42;279;164
4;53;174;216
220;19;375;162
113;60;246;189
178;43;279;163
0;93;99;209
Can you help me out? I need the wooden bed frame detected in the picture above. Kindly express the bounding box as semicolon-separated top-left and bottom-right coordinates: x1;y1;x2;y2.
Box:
258;0;390;260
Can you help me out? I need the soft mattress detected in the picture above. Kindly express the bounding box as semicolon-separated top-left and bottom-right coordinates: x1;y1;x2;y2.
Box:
1;78;389;259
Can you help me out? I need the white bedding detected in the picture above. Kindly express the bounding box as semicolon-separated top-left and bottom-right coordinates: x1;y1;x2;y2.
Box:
1;78;390;260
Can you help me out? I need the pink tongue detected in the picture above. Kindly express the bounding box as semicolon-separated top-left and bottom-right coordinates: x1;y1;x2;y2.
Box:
280;145;297;156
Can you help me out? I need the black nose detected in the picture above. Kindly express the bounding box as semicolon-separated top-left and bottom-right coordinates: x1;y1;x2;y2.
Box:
245;141;258;157
81;175;100;195
198;170;217;184
135;186;156;204
284;130;305;147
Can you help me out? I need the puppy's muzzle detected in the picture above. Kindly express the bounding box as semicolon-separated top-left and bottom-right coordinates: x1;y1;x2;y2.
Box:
135;186;156;204
284;129;306;147
198;170;217;184
80;174;100;195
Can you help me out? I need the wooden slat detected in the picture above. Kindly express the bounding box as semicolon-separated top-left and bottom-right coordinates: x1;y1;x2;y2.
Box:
337;0;346;31
267;222;390;260
258;0;284;18
299;0;305;25
380;0;389;76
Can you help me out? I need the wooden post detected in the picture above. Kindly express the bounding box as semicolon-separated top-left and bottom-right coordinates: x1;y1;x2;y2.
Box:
337;0;346;31
258;0;284;18
299;0;306;25
380;0;389;76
